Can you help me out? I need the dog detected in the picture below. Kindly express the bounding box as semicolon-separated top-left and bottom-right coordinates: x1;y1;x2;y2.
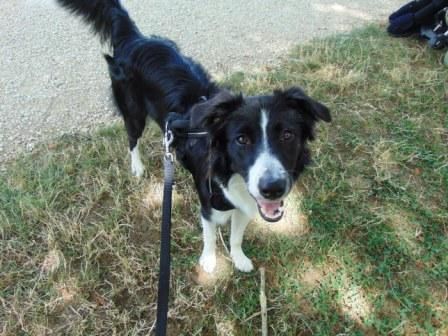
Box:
56;0;331;273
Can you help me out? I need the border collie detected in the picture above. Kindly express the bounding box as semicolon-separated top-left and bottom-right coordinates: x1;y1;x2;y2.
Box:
56;0;331;273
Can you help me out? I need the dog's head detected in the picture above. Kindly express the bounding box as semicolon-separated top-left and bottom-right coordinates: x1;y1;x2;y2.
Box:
191;87;331;222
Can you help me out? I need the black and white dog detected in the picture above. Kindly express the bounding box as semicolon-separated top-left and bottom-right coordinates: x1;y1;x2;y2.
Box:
56;0;331;273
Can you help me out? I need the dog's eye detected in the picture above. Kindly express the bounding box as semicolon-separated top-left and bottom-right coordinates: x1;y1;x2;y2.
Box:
280;130;294;142
236;135;251;146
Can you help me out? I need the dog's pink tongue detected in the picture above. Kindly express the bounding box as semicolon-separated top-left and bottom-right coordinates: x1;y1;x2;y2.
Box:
258;200;284;222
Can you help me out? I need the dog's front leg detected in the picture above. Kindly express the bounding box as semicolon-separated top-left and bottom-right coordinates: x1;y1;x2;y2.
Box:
199;216;217;273
230;210;254;272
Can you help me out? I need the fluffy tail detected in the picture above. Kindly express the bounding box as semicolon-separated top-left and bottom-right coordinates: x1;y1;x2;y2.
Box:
56;0;140;46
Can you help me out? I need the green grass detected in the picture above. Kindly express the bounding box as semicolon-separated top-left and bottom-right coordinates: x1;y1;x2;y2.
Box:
1;25;447;335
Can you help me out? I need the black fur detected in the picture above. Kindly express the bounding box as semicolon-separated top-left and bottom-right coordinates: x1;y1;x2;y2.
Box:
55;0;331;223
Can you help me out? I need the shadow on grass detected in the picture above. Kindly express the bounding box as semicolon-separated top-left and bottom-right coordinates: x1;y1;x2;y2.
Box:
1;25;447;335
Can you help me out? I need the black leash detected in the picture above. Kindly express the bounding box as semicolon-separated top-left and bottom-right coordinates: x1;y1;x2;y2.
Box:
155;119;208;335
155;128;175;336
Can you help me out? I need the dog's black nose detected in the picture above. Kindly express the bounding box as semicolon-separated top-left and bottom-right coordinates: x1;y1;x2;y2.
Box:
258;176;287;200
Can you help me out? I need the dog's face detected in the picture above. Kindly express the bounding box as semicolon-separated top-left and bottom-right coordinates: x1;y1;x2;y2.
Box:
192;87;331;222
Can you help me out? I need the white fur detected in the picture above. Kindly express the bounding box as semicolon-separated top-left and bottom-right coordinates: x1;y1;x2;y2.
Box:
199;215;218;273
209;208;233;225
230;210;254;272
260;108;269;148
247;109;288;199
219;174;258;218
200;109;292;273
199;176;258;273
130;142;145;177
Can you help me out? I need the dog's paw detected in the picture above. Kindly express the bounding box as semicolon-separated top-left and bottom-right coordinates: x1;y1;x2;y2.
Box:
231;252;254;272
199;253;217;273
131;160;145;178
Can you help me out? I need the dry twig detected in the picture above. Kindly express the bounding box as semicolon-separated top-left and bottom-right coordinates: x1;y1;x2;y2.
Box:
259;267;268;336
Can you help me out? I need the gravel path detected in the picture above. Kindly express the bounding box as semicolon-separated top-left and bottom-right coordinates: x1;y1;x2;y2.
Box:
0;0;404;165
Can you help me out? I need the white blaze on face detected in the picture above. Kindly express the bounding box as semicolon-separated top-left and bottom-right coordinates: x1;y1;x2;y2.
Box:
247;109;287;199
247;109;289;222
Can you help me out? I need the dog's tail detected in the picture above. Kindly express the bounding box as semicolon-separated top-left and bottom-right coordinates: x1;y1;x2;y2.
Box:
56;0;140;47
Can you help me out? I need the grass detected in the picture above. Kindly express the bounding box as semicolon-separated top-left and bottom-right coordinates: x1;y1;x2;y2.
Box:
1;25;447;335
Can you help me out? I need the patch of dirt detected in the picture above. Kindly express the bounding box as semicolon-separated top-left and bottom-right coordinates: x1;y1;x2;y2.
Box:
378;205;424;256
298;260;338;288
216;319;237;336
46;279;81;314
141;179;164;211
191;254;233;287
339;284;372;325
129;212;160;246
294;296;318;317
80;190;115;225
301;266;327;288
347;175;371;193
314;64;366;90
389;64;412;83
430;283;448;304
41;249;64;274
112;288;131;309
56;283;78;305
372;142;400;182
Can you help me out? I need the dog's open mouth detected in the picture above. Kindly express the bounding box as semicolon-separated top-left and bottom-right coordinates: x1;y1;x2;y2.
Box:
256;199;284;223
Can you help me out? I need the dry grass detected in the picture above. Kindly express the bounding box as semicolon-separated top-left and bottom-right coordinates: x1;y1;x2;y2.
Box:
1;25;447;335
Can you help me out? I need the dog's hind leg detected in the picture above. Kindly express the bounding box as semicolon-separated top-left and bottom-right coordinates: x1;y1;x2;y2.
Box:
106;56;147;177
125;116;147;177
130;140;144;177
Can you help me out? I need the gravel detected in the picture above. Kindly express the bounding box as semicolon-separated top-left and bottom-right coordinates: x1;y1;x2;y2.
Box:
0;0;404;166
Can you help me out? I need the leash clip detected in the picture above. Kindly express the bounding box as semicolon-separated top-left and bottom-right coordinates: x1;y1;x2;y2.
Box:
433;22;443;32
164;123;175;162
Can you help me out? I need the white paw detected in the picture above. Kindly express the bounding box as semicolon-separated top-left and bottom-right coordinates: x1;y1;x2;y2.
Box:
199;253;217;273
131;160;145;177
231;252;254;272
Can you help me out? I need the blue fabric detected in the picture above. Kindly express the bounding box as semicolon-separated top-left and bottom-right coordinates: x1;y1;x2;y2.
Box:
389;0;432;21
388;13;419;36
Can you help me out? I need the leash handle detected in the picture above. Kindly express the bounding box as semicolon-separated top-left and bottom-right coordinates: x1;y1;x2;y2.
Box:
155;155;174;336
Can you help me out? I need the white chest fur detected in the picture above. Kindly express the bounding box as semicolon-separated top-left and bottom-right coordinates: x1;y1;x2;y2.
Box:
218;174;258;219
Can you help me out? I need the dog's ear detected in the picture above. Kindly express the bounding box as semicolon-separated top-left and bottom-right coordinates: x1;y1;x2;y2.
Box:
276;87;331;123
190;90;243;130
